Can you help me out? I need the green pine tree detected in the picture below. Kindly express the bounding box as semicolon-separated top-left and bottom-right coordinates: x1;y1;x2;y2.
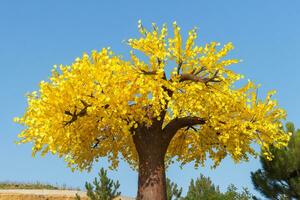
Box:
76;168;121;200
184;174;252;200
166;178;182;200
184;174;223;200
222;184;252;200
251;122;300;199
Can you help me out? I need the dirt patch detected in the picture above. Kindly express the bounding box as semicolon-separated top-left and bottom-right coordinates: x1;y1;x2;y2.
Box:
0;190;87;200
0;190;135;200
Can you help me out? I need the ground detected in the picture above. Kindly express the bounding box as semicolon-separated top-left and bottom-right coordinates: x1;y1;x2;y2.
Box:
0;190;135;200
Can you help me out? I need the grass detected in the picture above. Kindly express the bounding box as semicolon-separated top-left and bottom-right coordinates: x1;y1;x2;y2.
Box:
0;181;80;190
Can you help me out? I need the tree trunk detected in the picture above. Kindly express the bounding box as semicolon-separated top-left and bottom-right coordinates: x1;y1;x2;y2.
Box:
133;126;168;200
137;150;167;200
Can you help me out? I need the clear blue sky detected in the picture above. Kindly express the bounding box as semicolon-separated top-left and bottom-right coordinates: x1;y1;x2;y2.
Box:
1;0;300;198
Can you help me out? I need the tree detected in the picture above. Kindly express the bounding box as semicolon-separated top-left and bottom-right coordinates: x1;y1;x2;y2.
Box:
185;174;222;200
251;122;300;199
76;167;121;200
166;178;182;200
184;174;252;200
15;21;289;200
222;185;252;200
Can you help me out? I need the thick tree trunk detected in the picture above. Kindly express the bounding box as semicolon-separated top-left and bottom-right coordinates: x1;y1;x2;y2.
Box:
137;150;167;200
133;126;168;200
131;110;205;199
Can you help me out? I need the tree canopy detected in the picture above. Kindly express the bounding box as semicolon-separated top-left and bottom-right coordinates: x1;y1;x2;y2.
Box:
15;21;289;172
251;122;300;199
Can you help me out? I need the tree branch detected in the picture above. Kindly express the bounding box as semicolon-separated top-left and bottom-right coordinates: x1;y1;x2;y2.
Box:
64;100;91;126
179;70;220;85
194;66;206;76
64;100;109;126
140;69;157;75
177;60;183;75
163;116;206;142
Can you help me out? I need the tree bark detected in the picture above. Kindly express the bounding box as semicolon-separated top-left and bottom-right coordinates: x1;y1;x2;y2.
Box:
133;126;168;200
132;115;205;200
137;149;167;200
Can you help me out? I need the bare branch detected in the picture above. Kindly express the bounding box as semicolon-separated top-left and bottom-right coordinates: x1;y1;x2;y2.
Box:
177;61;183;75
163;116;206;142
140;69;157;75
179;73;203;82
63;111;78;126
64;101;109;126
179;70;221;85
157;58;162;66
194;66;206;76
185;126;198;132
92;138;101;148
64;110;73;116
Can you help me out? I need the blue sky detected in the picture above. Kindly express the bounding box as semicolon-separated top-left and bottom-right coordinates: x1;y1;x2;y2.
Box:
1;0;300;198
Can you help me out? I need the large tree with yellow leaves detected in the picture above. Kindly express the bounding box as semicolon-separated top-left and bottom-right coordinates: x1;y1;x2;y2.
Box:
15;22;289;200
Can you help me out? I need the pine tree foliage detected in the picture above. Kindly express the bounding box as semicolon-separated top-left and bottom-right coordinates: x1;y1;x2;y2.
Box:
185;174;222;200
222;185;252;200
76;168;121;200
184;174;252;200
166;178;182;200
251;122;300;200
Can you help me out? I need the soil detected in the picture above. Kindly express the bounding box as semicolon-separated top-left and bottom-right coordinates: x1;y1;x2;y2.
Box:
0;189;87;200
0;190;134;200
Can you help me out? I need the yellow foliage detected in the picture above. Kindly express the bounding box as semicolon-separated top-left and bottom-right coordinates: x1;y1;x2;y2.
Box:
14;22;289;171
